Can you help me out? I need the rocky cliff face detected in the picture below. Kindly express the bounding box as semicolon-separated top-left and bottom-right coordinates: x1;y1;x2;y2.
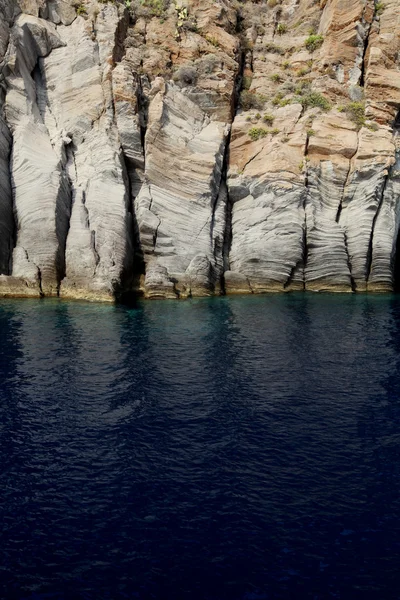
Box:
0;0;399;300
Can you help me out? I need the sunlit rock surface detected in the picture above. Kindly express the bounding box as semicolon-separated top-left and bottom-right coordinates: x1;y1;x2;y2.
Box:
0;0;399;300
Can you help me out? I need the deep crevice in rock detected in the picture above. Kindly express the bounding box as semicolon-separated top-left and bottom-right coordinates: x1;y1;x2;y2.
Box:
219;30;246;293
2;133;15;276
117;75;149;297
359;0;375;88
117;149;141;298
54;174;72;291
0;30;15;275
301;167;309;290
343;231;356;292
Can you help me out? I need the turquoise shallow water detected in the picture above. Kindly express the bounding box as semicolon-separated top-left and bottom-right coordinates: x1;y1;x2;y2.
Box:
1;294;400;599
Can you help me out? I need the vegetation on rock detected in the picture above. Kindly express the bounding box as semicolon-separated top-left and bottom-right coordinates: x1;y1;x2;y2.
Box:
305;34;324;52
240;91;266;110
248;127;269;141
298;91;331;111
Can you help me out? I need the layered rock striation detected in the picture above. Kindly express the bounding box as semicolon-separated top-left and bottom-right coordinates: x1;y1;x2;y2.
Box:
0;0;399;300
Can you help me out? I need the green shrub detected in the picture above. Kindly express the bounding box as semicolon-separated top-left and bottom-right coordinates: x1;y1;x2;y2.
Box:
279;81;296;94
272;93;283;106
277;23;288;35
173;65;197;85
375;2;385;14
271;128;280;135
295;80;311;95
263;114;274;125
130;0;170;19
264;43;285;55
305;34;324;52
296;67;311;77
300;92;331;111
248;127;269;141
282;60;291;70
206;35;220;47
242;76;253;90
76;4;86;15
307;129;315;137
271;73;283;83
240;90;266;110
343;102;365;129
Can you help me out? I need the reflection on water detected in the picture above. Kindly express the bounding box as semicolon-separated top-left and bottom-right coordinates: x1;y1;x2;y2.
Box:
1;294;400;599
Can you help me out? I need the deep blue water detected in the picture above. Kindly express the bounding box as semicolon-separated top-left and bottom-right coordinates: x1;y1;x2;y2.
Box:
1;294;400;600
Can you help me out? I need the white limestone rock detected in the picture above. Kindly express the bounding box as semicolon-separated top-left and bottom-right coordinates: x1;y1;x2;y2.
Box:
368;166;400;292
228;184;305;292
227;105;307;293
10;121;70;295
144;262;177;300
40;12;133;300
3;14;70;295
305;160;353;292
135;79;229;298
0;5;134;300
339;127;395;292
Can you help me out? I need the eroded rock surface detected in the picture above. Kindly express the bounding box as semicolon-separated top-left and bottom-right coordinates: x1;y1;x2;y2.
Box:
0;0;399;300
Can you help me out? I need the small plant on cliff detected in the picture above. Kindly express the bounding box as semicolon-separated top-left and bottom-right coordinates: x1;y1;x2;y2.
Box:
271;73;283;83
295;80;311;95
271;93;291;107
206;35;220;48
194;54;218;75
174;3;197;33
173;65;197;86
367;121;379;131
307;129;315;137
343;102;366;130
242;76;253;90
133;0;170;19
299;92;331;111
263;114;274;125
375;2;385;14
240;90;266;110
296;66;311;77
248;127;269;141
76;4;87;15
277;23;288;35
272;93;283;106
264;42;285;55
305;34;324;52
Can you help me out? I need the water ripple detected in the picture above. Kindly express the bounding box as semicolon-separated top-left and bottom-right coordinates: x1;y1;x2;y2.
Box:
1;295;400;599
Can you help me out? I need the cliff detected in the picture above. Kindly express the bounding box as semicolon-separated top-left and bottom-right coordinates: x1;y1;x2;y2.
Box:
0;0;399;301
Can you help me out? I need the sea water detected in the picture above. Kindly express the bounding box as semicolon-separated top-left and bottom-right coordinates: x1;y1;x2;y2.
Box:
1;294;400;599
